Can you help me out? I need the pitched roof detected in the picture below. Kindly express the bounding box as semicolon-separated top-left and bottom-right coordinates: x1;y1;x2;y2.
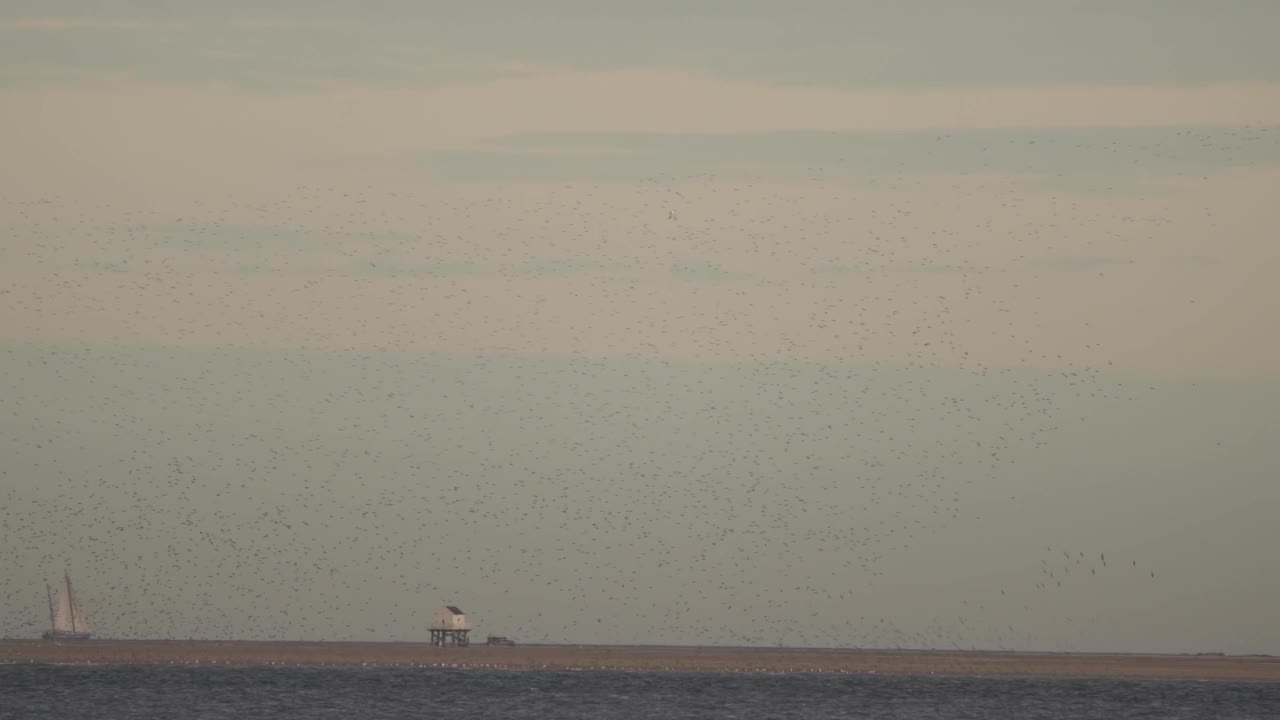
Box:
445;605;464;615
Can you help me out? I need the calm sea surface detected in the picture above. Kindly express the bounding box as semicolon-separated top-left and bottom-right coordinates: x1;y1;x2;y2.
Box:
1;664;1277;719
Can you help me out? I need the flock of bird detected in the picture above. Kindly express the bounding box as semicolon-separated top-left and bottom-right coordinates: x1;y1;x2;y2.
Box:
1;167;1204;651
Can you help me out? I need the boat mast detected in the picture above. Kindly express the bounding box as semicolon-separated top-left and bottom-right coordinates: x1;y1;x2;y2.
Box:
46;583;56;633
64;573;77;634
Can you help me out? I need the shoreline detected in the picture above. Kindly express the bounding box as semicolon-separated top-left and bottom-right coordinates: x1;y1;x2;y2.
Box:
2;640;1278;681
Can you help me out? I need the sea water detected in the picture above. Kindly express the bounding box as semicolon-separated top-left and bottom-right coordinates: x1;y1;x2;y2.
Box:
1;664;1276;719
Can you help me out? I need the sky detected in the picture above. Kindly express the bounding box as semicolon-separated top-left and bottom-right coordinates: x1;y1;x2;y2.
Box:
2;2;1278;653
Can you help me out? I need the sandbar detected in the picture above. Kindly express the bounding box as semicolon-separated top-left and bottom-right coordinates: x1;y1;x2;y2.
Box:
2;640;1277;682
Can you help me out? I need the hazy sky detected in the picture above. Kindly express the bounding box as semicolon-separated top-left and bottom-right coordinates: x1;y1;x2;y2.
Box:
2;3;1278;653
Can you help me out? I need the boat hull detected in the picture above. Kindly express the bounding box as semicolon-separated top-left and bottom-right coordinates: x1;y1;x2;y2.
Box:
42;631;91;641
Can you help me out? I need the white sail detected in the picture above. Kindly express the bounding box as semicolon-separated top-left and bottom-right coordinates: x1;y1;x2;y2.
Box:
70;595;91;633
51;578;90;634
53;589;72;632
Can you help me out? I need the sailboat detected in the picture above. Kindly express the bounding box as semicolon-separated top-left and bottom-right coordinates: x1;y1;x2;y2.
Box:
42;573;92;640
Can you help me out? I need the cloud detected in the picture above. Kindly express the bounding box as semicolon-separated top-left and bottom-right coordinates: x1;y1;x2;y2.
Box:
1027;255;1220;272
31;65;1280;209
1027;257;1138;272
816;261;990;276
5;65;1280;194
4;169;1277;380
411;127;1280;184
4;3;1280;88
669;262;753;282
0;15;346;32
225;18;355;30
0;17;188;31
0;16;541;92
348;258;642;279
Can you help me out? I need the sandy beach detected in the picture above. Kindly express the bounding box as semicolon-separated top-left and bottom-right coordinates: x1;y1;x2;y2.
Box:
2;640;1277;681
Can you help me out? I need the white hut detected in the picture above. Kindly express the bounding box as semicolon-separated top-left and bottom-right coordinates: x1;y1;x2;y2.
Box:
431;605;469;630
429;605;471;646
